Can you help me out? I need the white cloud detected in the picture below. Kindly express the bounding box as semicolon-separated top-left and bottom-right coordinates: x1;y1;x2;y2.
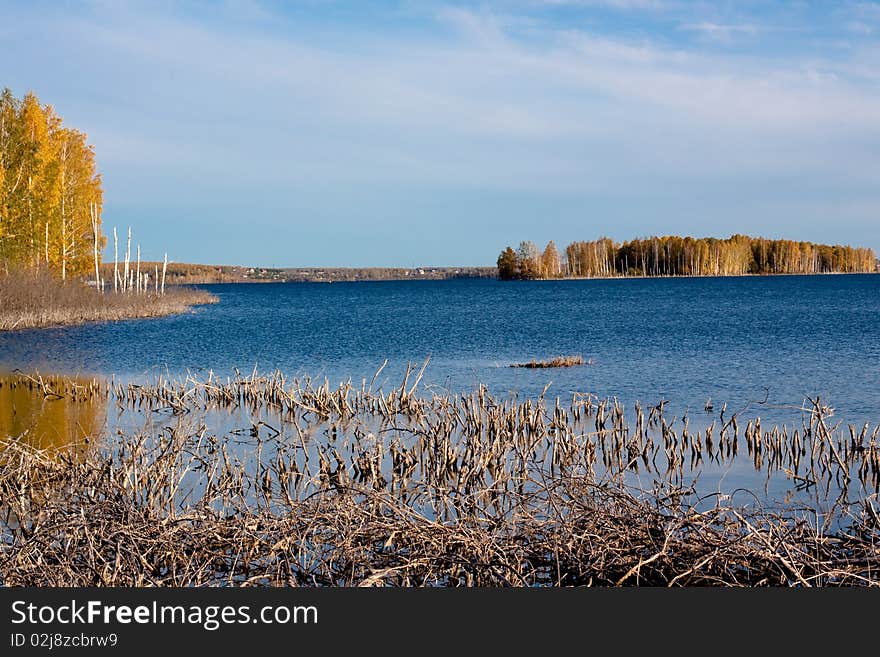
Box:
680;22;761;41
70;7;880;139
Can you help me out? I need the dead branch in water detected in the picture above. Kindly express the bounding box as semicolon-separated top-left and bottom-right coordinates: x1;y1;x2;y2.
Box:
511;355;591;369
1;368;878;587
1;430;876;587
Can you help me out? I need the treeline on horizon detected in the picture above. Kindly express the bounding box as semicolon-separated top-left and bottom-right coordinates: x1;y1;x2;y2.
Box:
497;235;877;280
0;89;103;279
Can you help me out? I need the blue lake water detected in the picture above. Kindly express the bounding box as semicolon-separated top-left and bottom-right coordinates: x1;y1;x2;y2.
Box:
1;274;879;426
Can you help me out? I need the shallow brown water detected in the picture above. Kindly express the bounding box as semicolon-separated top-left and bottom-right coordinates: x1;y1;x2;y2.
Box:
0;374;106;454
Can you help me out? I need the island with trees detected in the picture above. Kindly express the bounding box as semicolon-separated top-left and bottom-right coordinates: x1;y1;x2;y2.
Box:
497;236;877;280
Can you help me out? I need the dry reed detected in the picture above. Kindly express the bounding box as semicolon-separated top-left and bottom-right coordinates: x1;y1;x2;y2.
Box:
1;367;878;587
0;270;217;331
511;355;590;368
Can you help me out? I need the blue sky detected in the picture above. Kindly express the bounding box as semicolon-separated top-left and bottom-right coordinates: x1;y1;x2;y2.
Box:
2;0;879;266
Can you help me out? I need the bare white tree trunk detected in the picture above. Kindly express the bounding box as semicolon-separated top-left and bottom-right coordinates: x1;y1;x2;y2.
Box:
136;244;141;294
60;192;66;280
123;227;131;293
155;264;159;294
59;139;68;281
113;227;119;293
90;203;101;291
161;253;167;296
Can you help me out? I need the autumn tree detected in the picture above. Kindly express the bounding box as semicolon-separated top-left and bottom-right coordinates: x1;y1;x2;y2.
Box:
497;246;518;280
540;241;561;278
498;234;875;280
0;89;103;278
517;241;541;280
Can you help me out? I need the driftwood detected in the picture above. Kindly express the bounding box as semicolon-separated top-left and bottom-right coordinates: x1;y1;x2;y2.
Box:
510;355;591;368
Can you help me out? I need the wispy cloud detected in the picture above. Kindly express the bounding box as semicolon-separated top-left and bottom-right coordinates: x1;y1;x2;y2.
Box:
4;1;879;264
221;0;274;22
51;6;880;170
680;22;762;41
537;0;671;9
846;20;873;34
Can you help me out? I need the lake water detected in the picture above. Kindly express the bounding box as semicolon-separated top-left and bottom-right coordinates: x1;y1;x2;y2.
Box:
2;274;878;425
2;274;878;507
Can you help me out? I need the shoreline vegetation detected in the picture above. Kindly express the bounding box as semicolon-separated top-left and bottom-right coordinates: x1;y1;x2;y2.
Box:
0;89;216;331
498;235;878;280
1;369;877;586
0;270;217;331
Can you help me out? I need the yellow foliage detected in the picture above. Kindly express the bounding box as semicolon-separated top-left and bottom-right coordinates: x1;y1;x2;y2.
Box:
500;235;876;279
0;89;103;278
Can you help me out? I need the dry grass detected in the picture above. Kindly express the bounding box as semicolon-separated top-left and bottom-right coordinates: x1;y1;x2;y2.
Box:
0;269;217;331
1;368;877;587
511;355;589;368
2;428;876;587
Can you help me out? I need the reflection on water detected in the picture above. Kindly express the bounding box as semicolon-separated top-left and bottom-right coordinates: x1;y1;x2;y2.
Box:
0;374;106;453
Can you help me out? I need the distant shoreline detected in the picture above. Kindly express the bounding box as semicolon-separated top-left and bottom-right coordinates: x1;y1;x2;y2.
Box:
156;268;878;285
104;263;498;285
